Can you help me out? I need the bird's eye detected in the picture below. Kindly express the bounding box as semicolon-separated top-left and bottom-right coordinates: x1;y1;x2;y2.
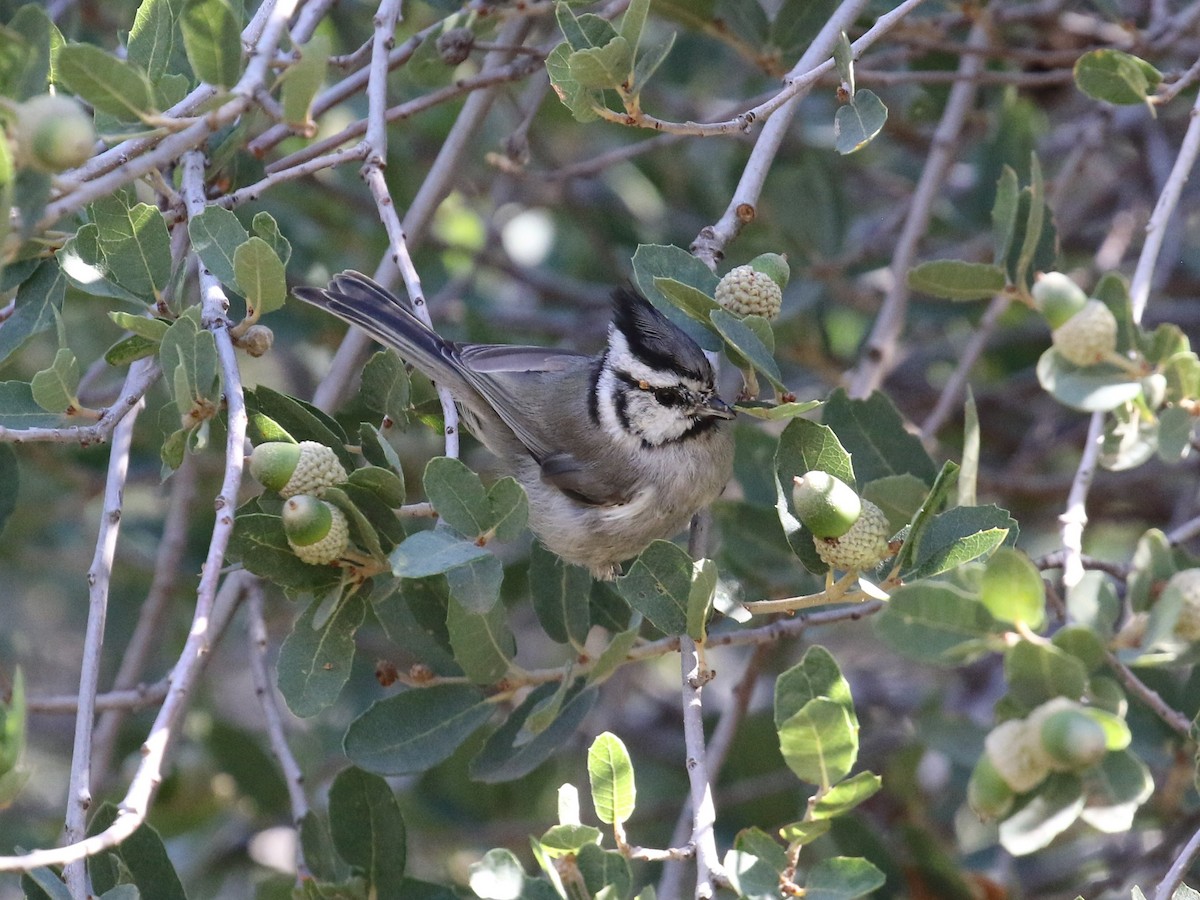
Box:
652;386;686;407
638;380;650;390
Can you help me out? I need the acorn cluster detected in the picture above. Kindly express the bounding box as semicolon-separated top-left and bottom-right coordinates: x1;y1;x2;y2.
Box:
968;697;1111;820
250;441;351;566
1032;272;1119;367
792;471;892;572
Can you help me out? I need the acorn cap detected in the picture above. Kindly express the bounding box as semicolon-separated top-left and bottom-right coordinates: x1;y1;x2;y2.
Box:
813;498;891;571
984;718;1052;793
715;265;783;320
281;494;332;546
282;496;351;565
249;442;301;492
1051;299;1118;367
748;252;790;291
793;471;861;539
1166;568;1200;641
1032;272;1087;330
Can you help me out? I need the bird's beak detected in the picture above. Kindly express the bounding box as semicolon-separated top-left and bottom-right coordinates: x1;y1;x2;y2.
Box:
698;395;735;419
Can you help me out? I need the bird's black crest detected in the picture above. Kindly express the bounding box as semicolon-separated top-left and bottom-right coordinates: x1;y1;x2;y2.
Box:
611;287;712;384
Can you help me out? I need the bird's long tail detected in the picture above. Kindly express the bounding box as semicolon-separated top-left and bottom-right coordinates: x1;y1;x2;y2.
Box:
292;271;473;395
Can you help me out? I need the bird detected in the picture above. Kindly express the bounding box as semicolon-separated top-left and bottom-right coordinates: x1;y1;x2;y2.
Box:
292;271;736;579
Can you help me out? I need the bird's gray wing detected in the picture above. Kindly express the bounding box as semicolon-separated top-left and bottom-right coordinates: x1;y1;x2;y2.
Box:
296;272;620;502
453;344;587;461
454;347;628;505
539;452;632;506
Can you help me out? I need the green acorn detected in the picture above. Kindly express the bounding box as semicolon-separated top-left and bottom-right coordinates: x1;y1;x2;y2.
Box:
967;755;1015;820
13;94;95;173
812;498;890;571
282;495;349;565
1036;706;1107;771
1032;271;1087;329
793;471;861;539
250;440;347;498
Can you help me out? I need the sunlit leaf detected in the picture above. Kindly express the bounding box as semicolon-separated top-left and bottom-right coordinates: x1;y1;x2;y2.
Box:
805;856;885;900
588;732;636;825
980;547;1046;629
997;773;1084;856
1074;49;1161;105
834;89;887;154
233;236;286;318
777;696;857;788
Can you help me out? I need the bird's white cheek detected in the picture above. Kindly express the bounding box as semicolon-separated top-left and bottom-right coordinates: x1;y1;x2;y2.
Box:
626;395;690;444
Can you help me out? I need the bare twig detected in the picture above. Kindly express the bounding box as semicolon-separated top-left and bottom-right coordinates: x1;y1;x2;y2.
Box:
1060;75;1200;593
91;454;201;786
1059;412;1105;592
358;0;461;459
0;147;254;877
1167;514;1200;546
62;388;143;897
263;56;544;177
678;637;724;900
0;361;160;445
28;683;170;715
246;587;311;880
1104;651;1192;738
219;144;368;213
248;19;443;158
91;223;199;785
37;0;302;232
1154;822;1200;900
311;16;534;415
594;0;929;141
847;17;989;397
0;574;250;872
1129;87;1200;322
692;0;881;266
1034;549;1130;580
658;646;768;898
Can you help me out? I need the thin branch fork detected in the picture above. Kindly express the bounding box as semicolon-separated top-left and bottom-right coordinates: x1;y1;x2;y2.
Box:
0;150;254;878
0;361;160;445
